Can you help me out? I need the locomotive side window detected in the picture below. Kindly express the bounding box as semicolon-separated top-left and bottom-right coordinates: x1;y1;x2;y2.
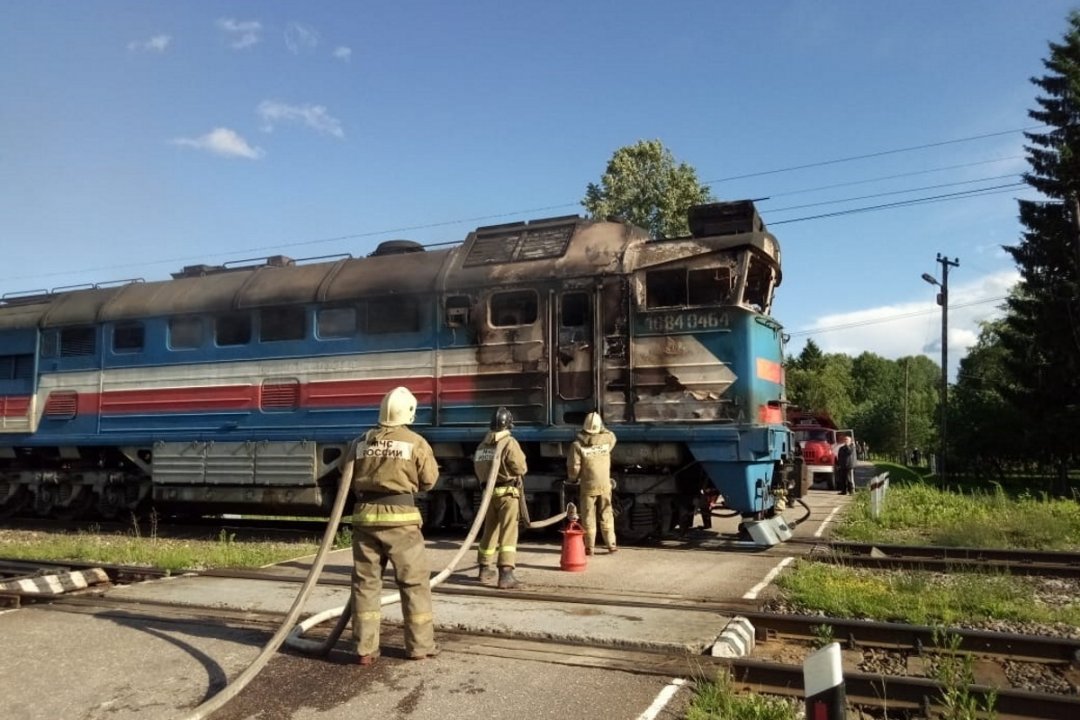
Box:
59;327;96;357
215;312;252;346
40;331;58;358
169;317;203;350
366;296;420;334
561;292;590;327
688;268;732;306
113;322;145;353
0;354;33;380
260;306;306;343
490;290;537;327
445;295;471;328
317;307;356;338
645;269;686;308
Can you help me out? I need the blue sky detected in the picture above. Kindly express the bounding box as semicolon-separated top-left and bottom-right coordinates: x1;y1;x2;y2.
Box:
1;1;1074;377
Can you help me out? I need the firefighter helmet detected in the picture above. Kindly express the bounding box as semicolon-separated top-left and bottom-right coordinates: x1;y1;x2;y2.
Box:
582;412;604;434
378;387;417;427
490;406;514;431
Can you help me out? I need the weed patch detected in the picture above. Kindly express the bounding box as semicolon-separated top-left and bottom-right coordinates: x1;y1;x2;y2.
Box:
686;669;797;720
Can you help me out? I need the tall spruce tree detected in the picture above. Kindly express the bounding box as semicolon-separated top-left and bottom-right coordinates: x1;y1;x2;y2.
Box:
1002;11;1080;492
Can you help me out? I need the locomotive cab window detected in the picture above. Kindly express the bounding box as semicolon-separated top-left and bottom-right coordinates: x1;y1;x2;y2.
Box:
645;269;686;308
260;306;306;343
743;255;774;312
647;267;733;308
688;267;733;306
169;317;203;350
366;296;420;334
215;312;252;346
113;322;145;353
317;306;356;339
60;327;96;357
490;290;537;327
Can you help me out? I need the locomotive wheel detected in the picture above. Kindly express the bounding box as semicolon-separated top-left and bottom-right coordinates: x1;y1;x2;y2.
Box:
0;486;31;518
55;487;97;520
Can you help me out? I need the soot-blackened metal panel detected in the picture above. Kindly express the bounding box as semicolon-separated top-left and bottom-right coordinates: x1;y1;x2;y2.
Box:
463;224;575;267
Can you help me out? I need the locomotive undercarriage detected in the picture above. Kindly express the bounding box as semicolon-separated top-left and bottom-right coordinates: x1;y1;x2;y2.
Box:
0;441;767;542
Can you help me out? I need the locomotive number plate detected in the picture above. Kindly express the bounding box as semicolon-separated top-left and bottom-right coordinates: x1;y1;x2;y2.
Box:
641;311;729;334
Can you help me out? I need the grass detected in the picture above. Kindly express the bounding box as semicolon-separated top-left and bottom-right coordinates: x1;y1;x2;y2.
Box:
835;465;1080;550
775;469;1080;629
776;561;1080;627
685;670;797;720
0;525;321;572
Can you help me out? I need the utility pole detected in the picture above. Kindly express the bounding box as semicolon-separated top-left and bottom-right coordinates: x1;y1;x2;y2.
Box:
922;254;959;483
903;358;909;462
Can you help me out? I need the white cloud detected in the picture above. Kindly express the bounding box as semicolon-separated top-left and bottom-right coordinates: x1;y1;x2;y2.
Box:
257;101;344;138
171;128;265;159
128;34;171;53
284;23;320;54
333;46;352;62
791;269;1019;376
217;18;262;50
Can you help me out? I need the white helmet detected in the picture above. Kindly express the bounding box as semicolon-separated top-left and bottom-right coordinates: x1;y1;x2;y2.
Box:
582;411;604;434
379;387;417;427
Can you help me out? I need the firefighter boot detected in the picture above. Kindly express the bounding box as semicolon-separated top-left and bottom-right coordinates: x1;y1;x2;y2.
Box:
479;566;497;585
497;566;520;590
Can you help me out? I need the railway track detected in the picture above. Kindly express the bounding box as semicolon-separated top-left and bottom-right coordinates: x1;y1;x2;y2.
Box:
800;540;1080;578
18;585;1080;720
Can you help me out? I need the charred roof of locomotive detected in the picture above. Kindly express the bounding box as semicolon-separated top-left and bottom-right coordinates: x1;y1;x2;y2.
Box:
0;203;780;329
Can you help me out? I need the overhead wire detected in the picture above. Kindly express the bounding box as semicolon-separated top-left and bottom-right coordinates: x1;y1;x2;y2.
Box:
0;125;1043;286
786;296;1009;337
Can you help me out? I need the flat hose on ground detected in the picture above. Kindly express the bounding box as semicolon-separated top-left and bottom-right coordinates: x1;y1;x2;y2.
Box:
177;440;356;720
285;437;567;655
182;436;566;718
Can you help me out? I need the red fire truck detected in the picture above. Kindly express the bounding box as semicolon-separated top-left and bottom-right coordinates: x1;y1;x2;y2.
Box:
788;411;854;490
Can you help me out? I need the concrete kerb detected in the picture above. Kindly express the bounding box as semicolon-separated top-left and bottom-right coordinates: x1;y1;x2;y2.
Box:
709;615;755;657
0;567;110;596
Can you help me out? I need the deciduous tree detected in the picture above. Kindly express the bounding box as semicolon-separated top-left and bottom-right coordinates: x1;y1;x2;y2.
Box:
582;140;713;238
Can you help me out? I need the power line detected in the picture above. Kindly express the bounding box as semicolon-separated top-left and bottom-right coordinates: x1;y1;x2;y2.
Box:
765;174;1021;214
769;183;1029;225
0;126;1041;285
787;296;1009;336
701;126;1042;185
760;156;1024;200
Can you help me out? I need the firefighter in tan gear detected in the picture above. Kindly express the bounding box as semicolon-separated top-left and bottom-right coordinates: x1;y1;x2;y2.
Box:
567;412;618;555
343;386;439;666
473;406;528;589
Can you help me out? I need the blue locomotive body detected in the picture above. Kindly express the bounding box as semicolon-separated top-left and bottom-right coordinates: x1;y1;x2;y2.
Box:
0;201;792;539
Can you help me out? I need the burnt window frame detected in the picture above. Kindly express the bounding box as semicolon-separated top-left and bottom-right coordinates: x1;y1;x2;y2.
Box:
316;306;357;339
112;321;145;354
365;296;421;335
645;268;688;308
214;312;252;347
489;289;539;328
168;316;204;350
688;267;733;306
560;291;591;328
444;295;472;328
259;306;307;343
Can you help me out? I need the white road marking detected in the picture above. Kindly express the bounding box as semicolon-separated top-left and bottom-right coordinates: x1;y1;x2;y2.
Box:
637;677;687;720
813;506;843;538
742;556;795;600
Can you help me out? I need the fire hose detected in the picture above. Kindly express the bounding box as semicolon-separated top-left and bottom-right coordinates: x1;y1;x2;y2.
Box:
180;436;567;720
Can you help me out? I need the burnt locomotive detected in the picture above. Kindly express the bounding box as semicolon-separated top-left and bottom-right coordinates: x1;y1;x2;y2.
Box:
0;200;793;540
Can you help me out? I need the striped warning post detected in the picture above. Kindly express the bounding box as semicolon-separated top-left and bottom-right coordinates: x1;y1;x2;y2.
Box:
709;615;756;657
0;568;110;596
804;641;846;720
